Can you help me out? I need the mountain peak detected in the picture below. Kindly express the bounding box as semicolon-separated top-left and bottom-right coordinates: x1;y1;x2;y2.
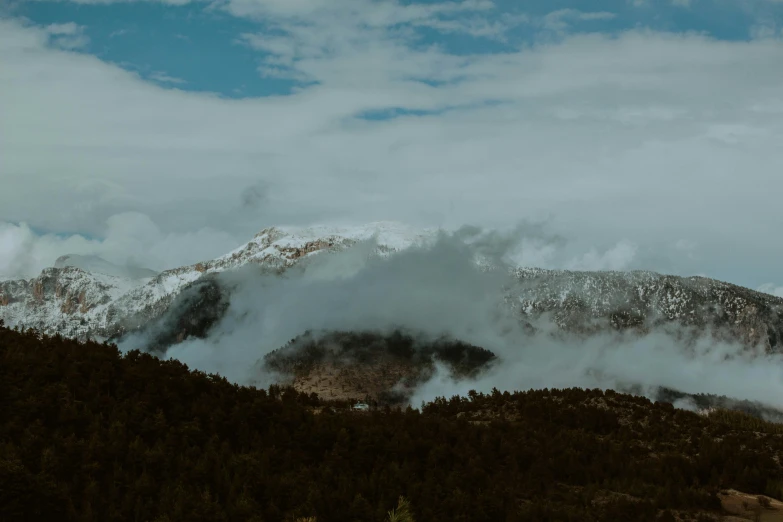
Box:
253;221;438;248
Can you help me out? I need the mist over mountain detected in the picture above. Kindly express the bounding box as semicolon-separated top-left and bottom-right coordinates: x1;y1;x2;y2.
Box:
54;254;158;280
4;222;783;422
6;4;783;519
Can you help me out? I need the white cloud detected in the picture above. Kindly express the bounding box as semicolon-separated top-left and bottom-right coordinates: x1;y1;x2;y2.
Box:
45;22;81;35
2;14;783;287
758;283;783;298
149;71;187;84
45;21;90;49
0;213;241;280
543;9;616;34
566;240;638;272
221;0;495;23
751;18;782;39
673;239;697;259
29;0;195;4
138;232;783;411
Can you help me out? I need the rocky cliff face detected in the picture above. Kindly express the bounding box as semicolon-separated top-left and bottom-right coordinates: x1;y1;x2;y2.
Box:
2;222;783;356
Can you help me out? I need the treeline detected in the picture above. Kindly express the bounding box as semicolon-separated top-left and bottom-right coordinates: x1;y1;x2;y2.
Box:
2;323;783;521
654;386;783;424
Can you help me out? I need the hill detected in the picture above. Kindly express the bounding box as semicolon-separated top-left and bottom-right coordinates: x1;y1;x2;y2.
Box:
262;330;496;403
3;322;783;522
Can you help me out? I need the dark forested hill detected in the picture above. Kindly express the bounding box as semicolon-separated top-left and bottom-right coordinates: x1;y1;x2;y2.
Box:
2;322;783;522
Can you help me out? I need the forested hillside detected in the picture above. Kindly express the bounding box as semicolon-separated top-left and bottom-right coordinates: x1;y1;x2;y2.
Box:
2;322;783;521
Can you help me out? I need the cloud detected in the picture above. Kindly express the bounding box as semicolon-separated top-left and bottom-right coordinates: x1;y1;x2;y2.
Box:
45;22;90;49
2;14;783;289
542;9;617;34
565;240;638;271
126;231;783;412
45;22;81;35
240;181;270;210
410;327;783;411
148;71;187;84
0;213;242;280
221;0;495;23
412;13;529;41
27;0;196;4
751;18;782;39
758;283;783;298
674;239;697;257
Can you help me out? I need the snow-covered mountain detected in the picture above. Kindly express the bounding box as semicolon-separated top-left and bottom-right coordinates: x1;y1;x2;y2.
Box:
510;267;783;351
0;222;435;341
2;221;783;354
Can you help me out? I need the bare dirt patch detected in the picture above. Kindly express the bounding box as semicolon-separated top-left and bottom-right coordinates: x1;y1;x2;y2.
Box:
719;490;783;521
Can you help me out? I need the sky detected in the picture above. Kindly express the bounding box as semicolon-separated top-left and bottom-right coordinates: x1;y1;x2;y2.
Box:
1;0;783;291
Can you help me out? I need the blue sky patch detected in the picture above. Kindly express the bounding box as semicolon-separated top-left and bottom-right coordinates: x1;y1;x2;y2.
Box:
11;0;783;101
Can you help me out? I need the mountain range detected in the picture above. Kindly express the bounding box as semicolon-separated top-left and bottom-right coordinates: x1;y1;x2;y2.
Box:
2;222;781;354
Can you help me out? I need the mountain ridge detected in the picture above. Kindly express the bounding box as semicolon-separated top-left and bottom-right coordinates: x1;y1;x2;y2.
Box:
0;222;440;341
1;222;782;358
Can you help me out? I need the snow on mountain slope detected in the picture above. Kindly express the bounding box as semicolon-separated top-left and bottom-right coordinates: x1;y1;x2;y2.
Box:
0;267;139;339
2;221;783;354
510;267;783;351
196;221;437;273
0;222;435;340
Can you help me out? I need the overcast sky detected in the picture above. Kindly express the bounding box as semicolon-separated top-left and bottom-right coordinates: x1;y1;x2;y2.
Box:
1;0;782;291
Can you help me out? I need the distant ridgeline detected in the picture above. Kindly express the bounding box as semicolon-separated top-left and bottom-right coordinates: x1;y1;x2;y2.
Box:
6;322;783;521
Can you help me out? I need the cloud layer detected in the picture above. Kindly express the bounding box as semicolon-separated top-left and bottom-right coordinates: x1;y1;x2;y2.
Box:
131;232;783;411
0;213;241;279
1;5;783;287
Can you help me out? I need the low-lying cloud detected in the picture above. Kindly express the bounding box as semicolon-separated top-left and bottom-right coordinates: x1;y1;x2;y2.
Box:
0;212;241;280
759;283;783;298
3;17;783;289
124;229;783;411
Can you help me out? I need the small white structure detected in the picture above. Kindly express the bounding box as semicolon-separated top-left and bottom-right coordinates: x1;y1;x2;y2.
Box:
353;401;370;411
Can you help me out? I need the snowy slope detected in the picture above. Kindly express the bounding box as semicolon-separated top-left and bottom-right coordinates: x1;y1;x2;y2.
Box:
0;222;436;340
509;268;783;351
0;267;140;340
2;221;783;353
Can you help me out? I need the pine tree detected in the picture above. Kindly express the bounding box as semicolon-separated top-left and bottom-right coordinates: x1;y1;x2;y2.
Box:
387;496;414;522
